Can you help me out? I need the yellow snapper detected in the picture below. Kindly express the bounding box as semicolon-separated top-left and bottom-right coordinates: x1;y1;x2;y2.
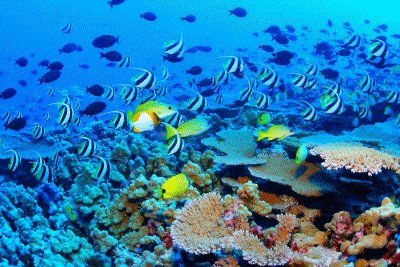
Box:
295;144;308;164
257;125;294;141
165;117;210;139
135;101;176;119
158;173;189;199
127;110;161;133
258;113;271;125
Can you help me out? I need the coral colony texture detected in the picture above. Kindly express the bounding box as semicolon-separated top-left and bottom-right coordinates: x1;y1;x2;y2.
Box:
1;0;400;266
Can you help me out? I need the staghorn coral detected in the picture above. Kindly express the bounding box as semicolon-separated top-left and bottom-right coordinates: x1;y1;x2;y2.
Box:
201;129;266;165
310;142;400;176
248;153;323;196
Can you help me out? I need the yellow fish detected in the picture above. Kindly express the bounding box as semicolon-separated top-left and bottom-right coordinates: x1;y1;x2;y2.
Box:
165;117;210;140
127;110;161;133
257;125;294;141
158;173;189;199
258;113;271;125
135;101;176;119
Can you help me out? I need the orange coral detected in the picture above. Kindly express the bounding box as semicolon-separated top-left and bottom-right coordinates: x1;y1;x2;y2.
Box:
213;256;240;267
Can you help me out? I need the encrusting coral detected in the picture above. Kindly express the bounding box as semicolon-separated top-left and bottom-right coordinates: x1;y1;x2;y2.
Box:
310;142;400;176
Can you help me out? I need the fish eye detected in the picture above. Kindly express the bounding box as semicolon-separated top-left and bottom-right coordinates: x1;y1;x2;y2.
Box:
162;189;166;193
168;106;172;110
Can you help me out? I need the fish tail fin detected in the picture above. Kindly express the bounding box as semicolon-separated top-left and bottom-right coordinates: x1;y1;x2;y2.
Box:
38;78;43;84
163;123;178;140
100;52;105;58
180;17;185;21
107;1;113;8
115;36;119;44
228;10;233;15
58;49;63;54
78;110;83;117
162;55;167;61
257;130;265;142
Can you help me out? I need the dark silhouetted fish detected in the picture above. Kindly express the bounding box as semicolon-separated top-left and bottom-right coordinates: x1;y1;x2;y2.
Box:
327;19;333;27
100;51;122;62
38;70;61;84
259;45;274;52
228;7;247;17
377;24;388;32
196;77;214;87
263;25;281;34
59;43;82;54
16;57;28;67
80;101;107;117
107;0;126;9
337;48;351;56
5;117;26;131
0;88;17;99
92;35;119;49
86;84;104;96
48;62;64;71
391;34;400;39
140;12;157;21
286;25;295;33
163;53;184;63
272;34;289;45
320;68;339;79
186;66;202;75
18;80;27;87
38;60;50;67
181;14;196;23
79;64;90;69
270;50;294;65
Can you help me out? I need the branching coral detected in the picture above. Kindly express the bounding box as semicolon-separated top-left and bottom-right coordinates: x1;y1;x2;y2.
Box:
201;129;266;165
310;142;400;176
171;193;296;266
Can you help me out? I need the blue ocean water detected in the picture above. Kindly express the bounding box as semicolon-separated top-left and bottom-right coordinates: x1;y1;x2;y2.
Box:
1;0;400;266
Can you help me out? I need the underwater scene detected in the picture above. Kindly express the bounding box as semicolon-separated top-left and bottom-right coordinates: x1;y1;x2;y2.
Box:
1;0;400;266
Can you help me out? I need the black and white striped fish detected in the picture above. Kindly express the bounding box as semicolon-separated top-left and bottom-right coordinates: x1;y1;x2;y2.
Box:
254;92;270;109
258;66;280;89
61;23;72;34
386;90;399;104
324;81;342;96
164;33;184;56
93;155;111;179
32;124;45;139
104;85;115;100
290;73;308;88
323;93;345;114
31;153;45;177
305;64;318;75
342;34;361;49
15;112;22;119
73;116;82;126
131;68;156;89
215;70;229;85
2;112;11;125
223;56;244;74
35;163;53;182
300;100;318;121
155;85;168;97
7;150;21;172
44;112;51;121
162;67;170;81
359;72;375;93
240;82;254;103
305;78;318;89
368;39;388;58
98;111;127;129
120;85;139;105
358;106;372;120
78;137;97;157
48;88;54;96
75;101;81;110
215;93;223;104
167;134;185;155
51;102;74;127
53;151;60;167
187;93;207;113
119;56;132;68
166;112;183;128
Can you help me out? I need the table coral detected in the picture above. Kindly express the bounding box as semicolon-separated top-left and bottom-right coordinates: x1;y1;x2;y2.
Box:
310;142;400;176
